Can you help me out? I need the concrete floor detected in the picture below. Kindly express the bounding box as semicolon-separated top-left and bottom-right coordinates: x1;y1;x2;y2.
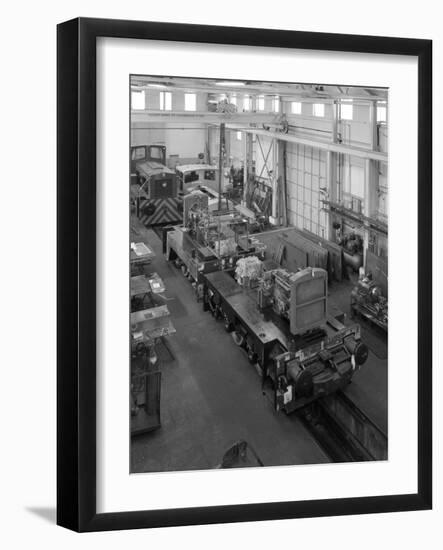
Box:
130;218;388;473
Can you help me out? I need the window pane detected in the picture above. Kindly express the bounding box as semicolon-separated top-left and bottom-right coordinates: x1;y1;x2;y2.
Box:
164;92;171;110
313;103;325;117
132;147;146;160
273;96;280;112
131;90;145;110
257;96;265;111
184;93;196;111
236;131;242;141
341;103;353;120
377;105;387;122
291;101;301;114
243;95;251;111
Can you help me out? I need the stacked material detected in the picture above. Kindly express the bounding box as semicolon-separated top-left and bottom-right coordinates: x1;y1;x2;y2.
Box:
235;256;263;288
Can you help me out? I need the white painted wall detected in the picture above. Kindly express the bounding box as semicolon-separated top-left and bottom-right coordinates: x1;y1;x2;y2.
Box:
131;90;208;163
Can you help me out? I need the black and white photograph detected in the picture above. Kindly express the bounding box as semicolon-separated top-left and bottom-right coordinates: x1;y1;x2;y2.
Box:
129;75;389;473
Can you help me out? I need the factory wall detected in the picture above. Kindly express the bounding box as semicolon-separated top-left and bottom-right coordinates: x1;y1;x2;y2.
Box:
130;88;388;256
131;89;208;166
280;99;388;256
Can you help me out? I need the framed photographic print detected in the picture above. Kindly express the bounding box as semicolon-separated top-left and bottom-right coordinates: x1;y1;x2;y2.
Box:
57;17;432;532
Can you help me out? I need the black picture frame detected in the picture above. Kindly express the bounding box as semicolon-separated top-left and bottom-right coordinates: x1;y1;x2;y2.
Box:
57;17;432;532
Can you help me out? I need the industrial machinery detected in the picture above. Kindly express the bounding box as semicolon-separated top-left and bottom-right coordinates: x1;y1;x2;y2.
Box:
131;144;166;175
131;160;183;226
131;144;184;226
166;202;265;284
339;231;364;272
175;164;223;194
202;265;368;413
351;273;388;331
130;291;176;437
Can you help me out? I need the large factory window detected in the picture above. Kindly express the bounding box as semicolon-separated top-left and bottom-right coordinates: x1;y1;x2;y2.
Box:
313;103;325;117
159;91;172;111
272;96;280;112
341;102;353;120
257;95;265;111
291;101;302;114
377;102;387;123
184;93;197;111
131;90;145;110
243;95;251;111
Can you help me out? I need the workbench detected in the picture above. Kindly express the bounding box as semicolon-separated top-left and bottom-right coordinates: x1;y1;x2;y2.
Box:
131;305;176;347
130;241;155;274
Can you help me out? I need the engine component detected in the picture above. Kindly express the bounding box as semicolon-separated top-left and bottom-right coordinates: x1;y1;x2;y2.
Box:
351;274;388;331
258;267;328;336
235;256;263;287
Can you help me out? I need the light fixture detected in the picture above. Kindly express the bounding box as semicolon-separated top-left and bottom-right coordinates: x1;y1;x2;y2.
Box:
147;83;167;89
215;81;245;87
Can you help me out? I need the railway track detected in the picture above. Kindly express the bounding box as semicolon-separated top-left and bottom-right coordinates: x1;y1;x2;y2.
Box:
298;390;388;462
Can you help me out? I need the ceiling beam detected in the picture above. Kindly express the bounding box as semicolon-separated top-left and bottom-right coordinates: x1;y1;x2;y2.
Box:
227;125;388;162
131;110;278;125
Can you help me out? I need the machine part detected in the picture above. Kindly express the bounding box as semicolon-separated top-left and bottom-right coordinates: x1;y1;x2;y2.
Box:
351;274;388;331
344;337;369;366
247;348;258;364
222;311;233;332
182;189;209;226
340;232;364;272
287;361;314;397
232;330;245;347
258;267;328;335
343;250;363;272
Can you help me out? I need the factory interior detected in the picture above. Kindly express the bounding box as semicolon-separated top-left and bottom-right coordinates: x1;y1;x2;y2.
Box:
129;76;388;472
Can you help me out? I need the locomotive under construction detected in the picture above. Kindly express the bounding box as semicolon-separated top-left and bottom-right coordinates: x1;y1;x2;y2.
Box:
164;197;369;413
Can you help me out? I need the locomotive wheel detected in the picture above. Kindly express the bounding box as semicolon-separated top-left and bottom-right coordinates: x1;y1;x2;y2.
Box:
210;301;220;319
223;312;233;332
232;331;245;347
